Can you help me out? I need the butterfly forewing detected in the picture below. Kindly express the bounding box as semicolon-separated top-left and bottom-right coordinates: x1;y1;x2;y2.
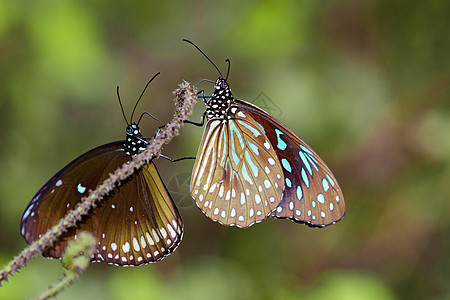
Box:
190;106;285;228
20;141;183;265
235;99;345;227
20;142;124;254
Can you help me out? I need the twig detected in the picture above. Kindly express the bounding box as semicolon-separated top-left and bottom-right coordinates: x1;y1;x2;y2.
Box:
35;232;96;300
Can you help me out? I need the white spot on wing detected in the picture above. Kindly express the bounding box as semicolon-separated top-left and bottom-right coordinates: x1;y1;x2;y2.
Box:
152;229;160;242
289;201;294;210
230;208;236;217
133;238;140;251
122;242;130;253
160;228;167;239
141;236;147;248
111;243;117;251
255;194;261;204
168;224;176;238
146;232;155;245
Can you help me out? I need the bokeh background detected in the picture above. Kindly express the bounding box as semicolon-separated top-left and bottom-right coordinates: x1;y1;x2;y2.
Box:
0;0;449;299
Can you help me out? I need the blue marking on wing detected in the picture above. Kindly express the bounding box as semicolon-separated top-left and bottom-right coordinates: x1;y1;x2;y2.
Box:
229;134;240;165
306;154;319;172
275;129;287;150
299;151;312;176
317;193;325;204
325;174;335;187
23;204;34;219
237;120;260;137
300;144;313;155
241;163;253;184
256;121;265;133
231;150;240;165
77;183;86;194
307;152;319;164
229;120;245;150
221;127;227;164
245;150;259;177
285;178;292;187
218;127;223;155
229;121;244;165
322;178;330;192
281;158;292;173
247;140;259;155
296;185;303;200
225;157;232;171
301;168;309;188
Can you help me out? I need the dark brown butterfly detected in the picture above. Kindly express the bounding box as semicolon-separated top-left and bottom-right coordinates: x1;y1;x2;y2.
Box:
20;74;183;266
184;40;345;228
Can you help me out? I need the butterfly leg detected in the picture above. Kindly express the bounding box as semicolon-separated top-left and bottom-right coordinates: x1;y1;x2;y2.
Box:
184;111;206;127
159;154;196;162
197;90;211;105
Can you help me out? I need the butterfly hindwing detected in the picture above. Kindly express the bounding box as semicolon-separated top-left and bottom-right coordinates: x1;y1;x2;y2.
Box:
235;99;345;227
190;106;285;228
92;162;183;265
20;141;183;265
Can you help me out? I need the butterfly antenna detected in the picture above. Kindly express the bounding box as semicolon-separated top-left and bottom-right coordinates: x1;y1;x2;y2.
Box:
130;72;160;122
225;59;231;80
117;86;129;125
183;39;223;78
137;111;164;126
195;79;216;87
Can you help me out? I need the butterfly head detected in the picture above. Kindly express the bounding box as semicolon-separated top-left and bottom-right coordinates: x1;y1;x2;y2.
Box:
205;78;234;120
124;123;148;156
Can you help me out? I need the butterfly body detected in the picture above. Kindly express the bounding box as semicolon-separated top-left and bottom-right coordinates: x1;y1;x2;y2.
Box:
191;78;345;228
21;123;183;266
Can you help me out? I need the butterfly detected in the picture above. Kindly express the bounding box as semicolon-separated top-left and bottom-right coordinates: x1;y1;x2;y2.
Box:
20;73;183;266
184;39;345;228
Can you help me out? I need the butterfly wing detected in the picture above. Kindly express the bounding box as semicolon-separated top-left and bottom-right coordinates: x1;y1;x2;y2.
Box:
235;99;345;227
190;108;285;228
20;142;183;265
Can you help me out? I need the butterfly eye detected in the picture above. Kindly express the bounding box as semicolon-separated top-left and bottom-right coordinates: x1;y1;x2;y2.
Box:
220;81;228;89
126;126;134;135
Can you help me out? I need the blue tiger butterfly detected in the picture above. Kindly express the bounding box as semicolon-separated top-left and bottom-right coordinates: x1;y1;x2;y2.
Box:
20;73;183;266
184;40;345;228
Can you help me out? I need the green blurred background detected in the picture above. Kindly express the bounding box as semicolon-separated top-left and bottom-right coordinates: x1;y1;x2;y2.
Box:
0;0;449;299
